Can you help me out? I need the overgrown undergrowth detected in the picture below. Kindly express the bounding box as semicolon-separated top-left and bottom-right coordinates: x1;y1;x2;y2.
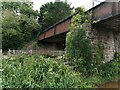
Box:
2;54;119;88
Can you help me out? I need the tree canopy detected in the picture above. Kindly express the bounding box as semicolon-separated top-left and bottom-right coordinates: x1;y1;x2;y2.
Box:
38;0;73;32
2;2;40;51
2;2;38;18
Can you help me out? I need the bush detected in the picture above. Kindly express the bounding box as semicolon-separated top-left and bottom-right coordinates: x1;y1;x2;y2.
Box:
66;7;92;75
2;55;83;88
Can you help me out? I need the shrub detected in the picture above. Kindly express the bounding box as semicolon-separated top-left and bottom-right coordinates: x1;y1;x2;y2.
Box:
66;7;92;75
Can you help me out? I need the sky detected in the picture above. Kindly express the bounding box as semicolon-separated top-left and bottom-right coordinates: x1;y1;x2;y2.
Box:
31;0;106;11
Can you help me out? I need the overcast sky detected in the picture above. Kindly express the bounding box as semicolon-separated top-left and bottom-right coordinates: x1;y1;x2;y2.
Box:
31;0;106;11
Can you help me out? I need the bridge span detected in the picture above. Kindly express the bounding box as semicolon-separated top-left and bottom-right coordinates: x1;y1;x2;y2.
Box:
38;2;120;60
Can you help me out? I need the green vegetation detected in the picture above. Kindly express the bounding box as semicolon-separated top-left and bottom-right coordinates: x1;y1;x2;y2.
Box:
2;2;40;51
2;0;72;51
2;55;82;88
2;54;119;88
1;1;119;89
66;6;119;81
66;7;93;75
38;0;72;32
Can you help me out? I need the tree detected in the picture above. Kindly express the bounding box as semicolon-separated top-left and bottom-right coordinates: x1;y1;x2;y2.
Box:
2;2;40;51
38;0;73;32
2;10;24;50
18;14;40;42
2;2;38;18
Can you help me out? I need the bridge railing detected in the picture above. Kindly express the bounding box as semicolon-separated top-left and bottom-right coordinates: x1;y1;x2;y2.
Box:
2;49;65;57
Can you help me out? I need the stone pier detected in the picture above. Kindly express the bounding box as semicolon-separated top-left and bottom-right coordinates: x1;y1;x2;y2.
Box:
87;25;119;61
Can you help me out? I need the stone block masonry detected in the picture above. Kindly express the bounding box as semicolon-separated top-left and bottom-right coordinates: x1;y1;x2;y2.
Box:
115;33;120;52
87;24;119;62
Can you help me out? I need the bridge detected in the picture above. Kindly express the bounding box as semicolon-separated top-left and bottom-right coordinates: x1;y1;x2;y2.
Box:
38;2;120;60
38;14;73;51
91;2;120;32
87;2;120;61
38;15;72;42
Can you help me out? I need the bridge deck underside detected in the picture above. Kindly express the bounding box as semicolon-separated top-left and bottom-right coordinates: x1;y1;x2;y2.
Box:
93;14;120;32
39;33;67;43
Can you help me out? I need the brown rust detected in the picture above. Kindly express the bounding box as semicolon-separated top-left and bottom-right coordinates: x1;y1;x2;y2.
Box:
44;28;55;39
38;18;71;41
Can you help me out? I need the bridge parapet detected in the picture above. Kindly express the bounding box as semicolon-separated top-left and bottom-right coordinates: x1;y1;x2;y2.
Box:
92;2;120;22
38;15;72;42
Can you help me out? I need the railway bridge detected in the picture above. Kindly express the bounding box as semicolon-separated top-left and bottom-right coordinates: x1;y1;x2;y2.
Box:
38;2;120;60
38;14;72;51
